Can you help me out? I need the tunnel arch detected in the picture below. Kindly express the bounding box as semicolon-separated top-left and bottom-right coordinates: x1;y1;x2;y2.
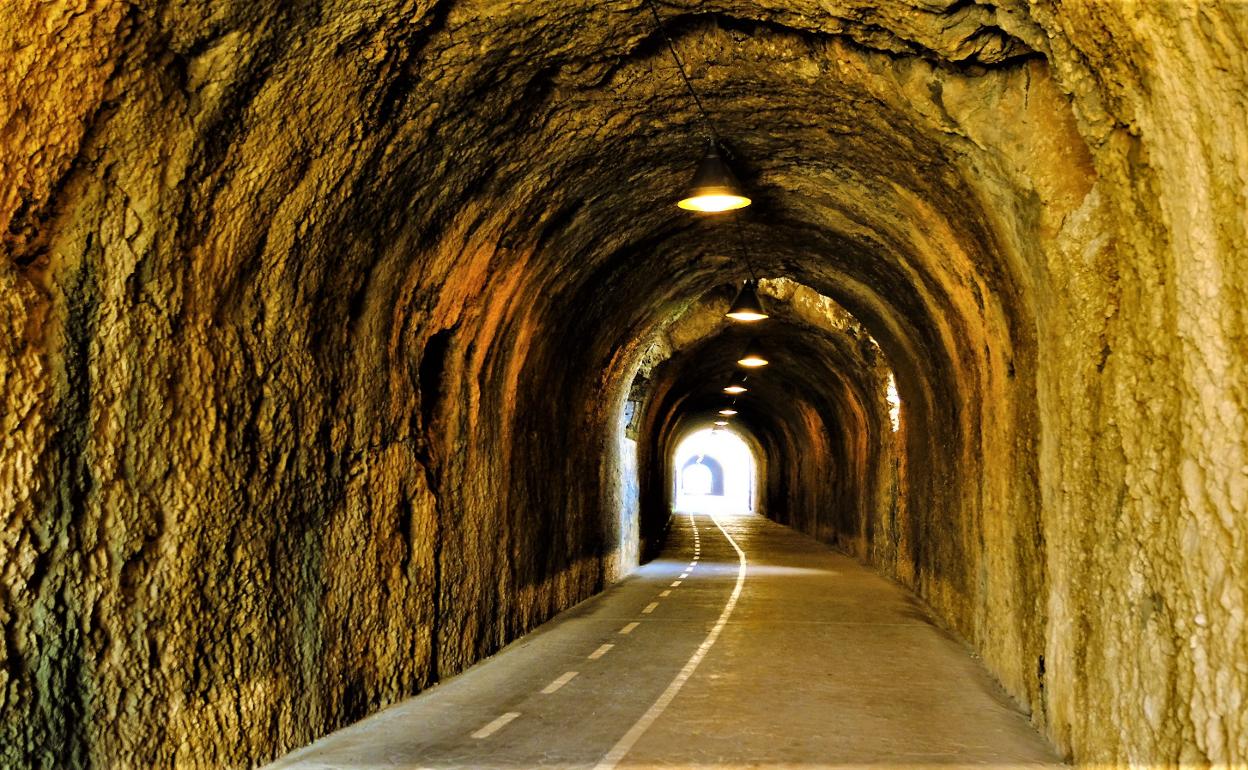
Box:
3;2;1245;768
671;426;758;515
679;456;721;496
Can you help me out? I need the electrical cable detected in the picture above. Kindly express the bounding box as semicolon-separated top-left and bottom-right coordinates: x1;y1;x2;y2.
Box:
643;0;722;142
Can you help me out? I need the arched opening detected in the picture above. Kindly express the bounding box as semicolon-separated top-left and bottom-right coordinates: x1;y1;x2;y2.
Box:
671;428;756;515
679;457;720;495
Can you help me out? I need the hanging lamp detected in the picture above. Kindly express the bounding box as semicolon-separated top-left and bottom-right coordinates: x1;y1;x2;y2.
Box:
714;419;730;426
718;407;739;416
643;0;751;214
725;279;768;321
723;378;748;395
737;341;769;368
678;140;751;213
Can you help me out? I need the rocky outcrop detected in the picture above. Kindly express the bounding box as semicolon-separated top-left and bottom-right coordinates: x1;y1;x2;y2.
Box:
2;1;1244;767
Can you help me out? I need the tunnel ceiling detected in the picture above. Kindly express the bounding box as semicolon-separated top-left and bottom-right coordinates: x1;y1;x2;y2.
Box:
641;279;889;458
9;0;1085;366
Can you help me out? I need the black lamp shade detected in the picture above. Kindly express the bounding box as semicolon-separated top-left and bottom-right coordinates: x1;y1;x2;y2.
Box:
677;141;751;213
726;280;768;321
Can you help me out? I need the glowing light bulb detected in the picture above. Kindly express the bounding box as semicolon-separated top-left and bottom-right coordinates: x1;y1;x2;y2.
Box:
677;141;751;214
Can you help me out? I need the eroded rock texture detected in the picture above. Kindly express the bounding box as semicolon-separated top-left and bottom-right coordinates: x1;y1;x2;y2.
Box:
2;1;1245;767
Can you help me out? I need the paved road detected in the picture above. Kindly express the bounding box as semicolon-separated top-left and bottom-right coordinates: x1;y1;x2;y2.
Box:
267;511;1063;769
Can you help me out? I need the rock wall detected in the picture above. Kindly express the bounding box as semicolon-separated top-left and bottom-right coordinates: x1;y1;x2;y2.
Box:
1;1;1244;767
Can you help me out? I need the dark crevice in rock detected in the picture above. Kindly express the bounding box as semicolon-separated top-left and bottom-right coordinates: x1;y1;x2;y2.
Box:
420;327;454;431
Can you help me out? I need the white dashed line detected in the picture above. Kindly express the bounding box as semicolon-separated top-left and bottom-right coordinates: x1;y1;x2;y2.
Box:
689;562;697;568
541;671;578;694
619;622;640;635
593;512;748;770
642;602;659;614
660;590;671;597
679;573;689;579
670;580;682;587
588;643;614;660
472;712;520;739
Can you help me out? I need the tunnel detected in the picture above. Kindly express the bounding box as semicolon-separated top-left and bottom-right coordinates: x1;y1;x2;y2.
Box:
2;1;1246;768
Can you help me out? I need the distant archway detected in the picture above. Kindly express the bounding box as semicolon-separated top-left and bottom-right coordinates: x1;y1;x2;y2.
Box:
680;455;724;495
672;428;756;514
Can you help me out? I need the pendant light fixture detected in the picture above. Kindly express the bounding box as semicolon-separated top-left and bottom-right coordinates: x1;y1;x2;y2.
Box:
643;0;751;214
723;378;748;395
714;419;729;426
725;279;768;321
678;140;751;213
737;340;769;368
718;407;739;416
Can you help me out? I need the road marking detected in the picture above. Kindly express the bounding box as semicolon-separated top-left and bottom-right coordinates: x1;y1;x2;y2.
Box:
689;562;697;568
679;572;689;579
619;622;640;635
541;671;578;694
589;643;614;660
472;712;520;739
642;602;659;614
593;512;748;770
660;590;671;597
670;580;682;587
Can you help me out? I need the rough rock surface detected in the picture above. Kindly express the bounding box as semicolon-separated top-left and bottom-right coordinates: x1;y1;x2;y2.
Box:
1;1;1245;768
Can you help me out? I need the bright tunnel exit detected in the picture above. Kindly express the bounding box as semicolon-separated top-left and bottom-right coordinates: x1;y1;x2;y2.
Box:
672;428;757;515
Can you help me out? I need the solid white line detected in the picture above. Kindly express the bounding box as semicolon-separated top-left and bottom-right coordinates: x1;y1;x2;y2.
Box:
660;590;671;597
588;643;614;660
471;712;520;739
642;602;659;614
592;513;748;770
541;671;578;694
619;622;640;635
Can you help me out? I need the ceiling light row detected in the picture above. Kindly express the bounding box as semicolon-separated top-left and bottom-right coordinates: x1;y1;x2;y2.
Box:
646;0;772;429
